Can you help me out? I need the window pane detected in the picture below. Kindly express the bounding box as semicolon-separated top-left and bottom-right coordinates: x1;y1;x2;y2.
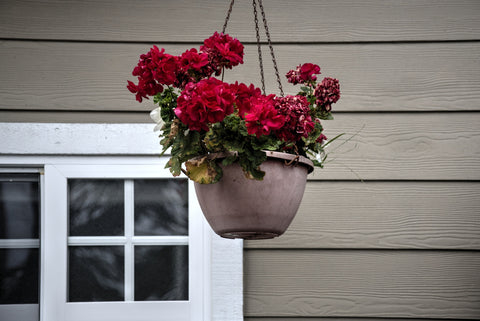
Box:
0;248;39;304
0;174;39;239
134;180;188;236
69;246;124;302
134;246;188;301
68;179;124;236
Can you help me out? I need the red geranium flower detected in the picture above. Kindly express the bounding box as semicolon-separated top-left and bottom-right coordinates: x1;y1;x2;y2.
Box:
127;79;163;103
231;82;263;117
200;32;244;75
274;95;315;142
175;78;235;131
127;46;181;101
244;95;285;137
286;63;321;85
314;77;341;112
316;132;328;144
180;48;209;71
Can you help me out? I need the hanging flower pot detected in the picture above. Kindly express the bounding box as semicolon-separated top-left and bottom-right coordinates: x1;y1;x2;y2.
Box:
194;151;313;239
126;0;343;239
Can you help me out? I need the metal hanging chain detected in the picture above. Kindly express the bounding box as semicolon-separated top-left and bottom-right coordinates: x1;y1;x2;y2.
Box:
257;0;284;96
252;0;266;94
221;0;284;96
222;0;236;33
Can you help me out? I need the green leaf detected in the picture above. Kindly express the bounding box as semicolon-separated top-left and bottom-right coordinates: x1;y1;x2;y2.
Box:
247;166;265;180
222;155;238;166
166;156;182;177
312;159;323;167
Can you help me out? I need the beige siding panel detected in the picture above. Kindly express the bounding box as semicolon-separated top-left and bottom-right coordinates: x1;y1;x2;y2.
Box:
245;182;480;250
244;250;480;319
312;112;480;180
1;0;479;42
0;111;150;123
1;41;479;112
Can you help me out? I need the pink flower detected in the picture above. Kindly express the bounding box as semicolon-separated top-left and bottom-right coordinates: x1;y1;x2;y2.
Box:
244;95;285;137
314;77;341;111
274;95;315;142
175;78;235;131
286;63;321;85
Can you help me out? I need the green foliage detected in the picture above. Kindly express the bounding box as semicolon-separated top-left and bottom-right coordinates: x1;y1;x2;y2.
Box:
150;81;341;184
154;87;176;123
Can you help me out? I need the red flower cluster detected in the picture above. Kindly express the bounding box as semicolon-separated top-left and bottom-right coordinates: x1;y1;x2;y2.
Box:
244;94;285;138
316;132;328;144
127;46;175;102
230;82;262;117
286;63;321;85
127;33;244;102
314;77;341;111
227;82;287;138
274;95;315;142
175;78;236;131
201;32;244;75
175;48;212;88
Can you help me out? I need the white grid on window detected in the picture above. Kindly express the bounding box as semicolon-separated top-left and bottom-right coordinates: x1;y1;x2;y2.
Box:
66;179;189;302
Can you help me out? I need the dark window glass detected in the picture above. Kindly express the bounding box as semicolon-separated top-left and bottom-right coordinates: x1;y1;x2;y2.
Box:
0;174;39;239
68;179;124;236
0;248;39;304
69;246;124;302
134;246;188;301
134;179;188;236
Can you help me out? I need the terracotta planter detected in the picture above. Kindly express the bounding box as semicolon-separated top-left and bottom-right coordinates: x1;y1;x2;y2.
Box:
194;151;314;240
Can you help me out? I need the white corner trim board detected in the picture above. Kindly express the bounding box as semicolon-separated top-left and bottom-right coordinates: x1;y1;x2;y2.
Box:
0;122;243;321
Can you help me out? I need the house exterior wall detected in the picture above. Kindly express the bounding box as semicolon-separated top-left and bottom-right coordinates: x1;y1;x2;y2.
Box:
1;0;480;320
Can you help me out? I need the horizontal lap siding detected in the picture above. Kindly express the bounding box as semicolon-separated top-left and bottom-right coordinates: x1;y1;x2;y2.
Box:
1;42;480;113
313;112;480;180
245;181;480;250
244;251;480;319
1;0;479;42
1;0;479;320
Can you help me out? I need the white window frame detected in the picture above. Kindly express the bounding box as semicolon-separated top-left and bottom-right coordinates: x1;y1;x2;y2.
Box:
0;122;243;321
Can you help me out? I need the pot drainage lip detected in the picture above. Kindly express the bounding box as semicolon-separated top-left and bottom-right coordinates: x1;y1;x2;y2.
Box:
220;231;280;240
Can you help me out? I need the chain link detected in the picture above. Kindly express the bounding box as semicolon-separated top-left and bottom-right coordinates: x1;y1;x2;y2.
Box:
252;0;266;94
222;0;235;34
222;0;284;96
257;0;284;96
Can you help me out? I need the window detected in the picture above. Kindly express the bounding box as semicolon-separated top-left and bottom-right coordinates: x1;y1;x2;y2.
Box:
42;163;205;321
67;179;189;303
0;122;244;321
0;171;41;321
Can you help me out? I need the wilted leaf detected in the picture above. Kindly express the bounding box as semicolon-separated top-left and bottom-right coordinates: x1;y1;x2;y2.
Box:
185;157;222;184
